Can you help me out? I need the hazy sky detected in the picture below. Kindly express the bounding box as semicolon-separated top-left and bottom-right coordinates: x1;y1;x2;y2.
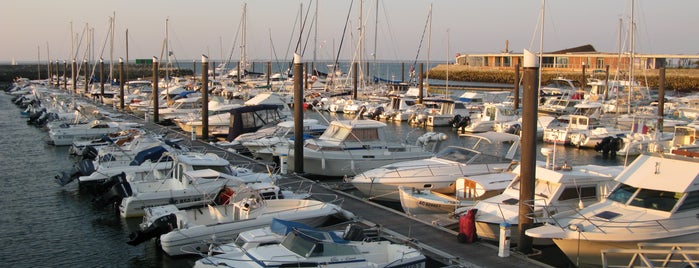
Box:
2;0;698;63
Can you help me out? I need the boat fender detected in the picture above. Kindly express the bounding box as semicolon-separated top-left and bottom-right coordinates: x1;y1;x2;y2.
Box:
457;208;478;244
126;213;177;246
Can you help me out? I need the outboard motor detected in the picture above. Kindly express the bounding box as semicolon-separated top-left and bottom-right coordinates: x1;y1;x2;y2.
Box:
449;114;462;128
456;115;472;132
594;136;623;158
54;165;83;186
77;159;96;176
81;146;99;161
127;213;177;246
92;172;132;208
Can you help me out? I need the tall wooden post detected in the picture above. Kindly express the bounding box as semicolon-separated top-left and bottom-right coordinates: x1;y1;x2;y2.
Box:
305;62;309;90
192;60;196;80
514;63;520;110
99;58;105;103
518;49;538;254
201;55;210;141
658;67;666;134
267;61;271;87
352;62;358;100
604;65;610;100
418;63;424;104
293;53;304;174
63;60;67;90
581;63;587;95
83;59;89;95
152;56;159;123
119;58;125;110
71;59;76;93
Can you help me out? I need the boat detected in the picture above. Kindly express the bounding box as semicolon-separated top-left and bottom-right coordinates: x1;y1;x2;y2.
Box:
237;119;327;161
192;218;425;268
525;153;699;267
127;186;355;257
91;151;277;218
456;103;519;133
350;131;519;202
398;172;515;215
457;158;622;246
47;119;141;146
277;119;445;177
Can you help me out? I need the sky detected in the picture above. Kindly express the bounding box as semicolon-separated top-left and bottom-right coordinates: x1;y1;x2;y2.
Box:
2;0;699;64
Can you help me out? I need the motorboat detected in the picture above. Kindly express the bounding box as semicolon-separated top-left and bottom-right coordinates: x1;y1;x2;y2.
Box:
237;119;327;161
526;153;699;267
91;151;277;218
192;218;426;268
276;119;446;177
456;103;519;133
127;186;355;257
398;172;515;215
47;119;141;146
543;114;603;145
350;131;519;202
457;159;622;246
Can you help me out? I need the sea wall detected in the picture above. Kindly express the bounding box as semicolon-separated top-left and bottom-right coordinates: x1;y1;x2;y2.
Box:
0;64;193;83
428;64;699;92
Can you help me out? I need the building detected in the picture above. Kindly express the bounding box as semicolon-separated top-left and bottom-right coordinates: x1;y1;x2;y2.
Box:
455;44;699;72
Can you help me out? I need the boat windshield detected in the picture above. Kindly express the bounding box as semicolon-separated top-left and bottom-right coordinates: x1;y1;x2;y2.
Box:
607;183;682;212
435;147;479;163
192;165;234;175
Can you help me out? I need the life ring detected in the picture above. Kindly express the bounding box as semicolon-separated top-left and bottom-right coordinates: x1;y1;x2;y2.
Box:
311;75;317;82
216;187;235;205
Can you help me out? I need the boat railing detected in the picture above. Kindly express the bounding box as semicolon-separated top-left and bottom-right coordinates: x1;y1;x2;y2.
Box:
542;210;699;235
601;242;699;268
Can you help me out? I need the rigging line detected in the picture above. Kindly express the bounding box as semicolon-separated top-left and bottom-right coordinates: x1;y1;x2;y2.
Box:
409;6;431;85
380;0;400;62
332;0;354;77
224;14;244;69
297;0;314;58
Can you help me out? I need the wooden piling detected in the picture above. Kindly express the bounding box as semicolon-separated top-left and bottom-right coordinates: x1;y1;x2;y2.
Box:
152;57;159;123
514;63;520;110
201;55;209;140
418;63;424;104
293;53;304;174
83;59;89;95
658;67;666;133
353;62;358;100
518;49;538;254
119;58;125;110
99;58;104;103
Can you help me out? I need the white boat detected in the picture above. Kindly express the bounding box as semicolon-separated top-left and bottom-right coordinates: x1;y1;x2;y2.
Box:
192;218;426;268
91;151;276;218
458;160;622;246
398;172;515;215
526;153;699;267
127;187;355;257
457;103;519;133
350;131;520;202
238;119;327;161
277;120;445;177
47;119;140;146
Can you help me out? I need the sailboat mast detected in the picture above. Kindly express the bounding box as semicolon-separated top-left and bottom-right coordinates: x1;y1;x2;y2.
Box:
628;0;635;113
165;18;170;85
538;0;545;95
426;3;432;86
242;2;247;72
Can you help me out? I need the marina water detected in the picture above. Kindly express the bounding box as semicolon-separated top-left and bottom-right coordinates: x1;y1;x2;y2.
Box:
0;89;630;267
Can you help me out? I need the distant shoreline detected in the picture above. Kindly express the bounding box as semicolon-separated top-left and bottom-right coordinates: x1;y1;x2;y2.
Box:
3;63;698;92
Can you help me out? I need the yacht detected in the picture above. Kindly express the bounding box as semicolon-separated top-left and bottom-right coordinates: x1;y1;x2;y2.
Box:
192;218;426;268
525;153;699;266
276;119;445;177
128;186;354;257
350;132;519;202
457;159;622;246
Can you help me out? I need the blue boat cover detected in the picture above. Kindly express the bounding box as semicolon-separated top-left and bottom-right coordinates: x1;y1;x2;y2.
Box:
129;146;169;166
